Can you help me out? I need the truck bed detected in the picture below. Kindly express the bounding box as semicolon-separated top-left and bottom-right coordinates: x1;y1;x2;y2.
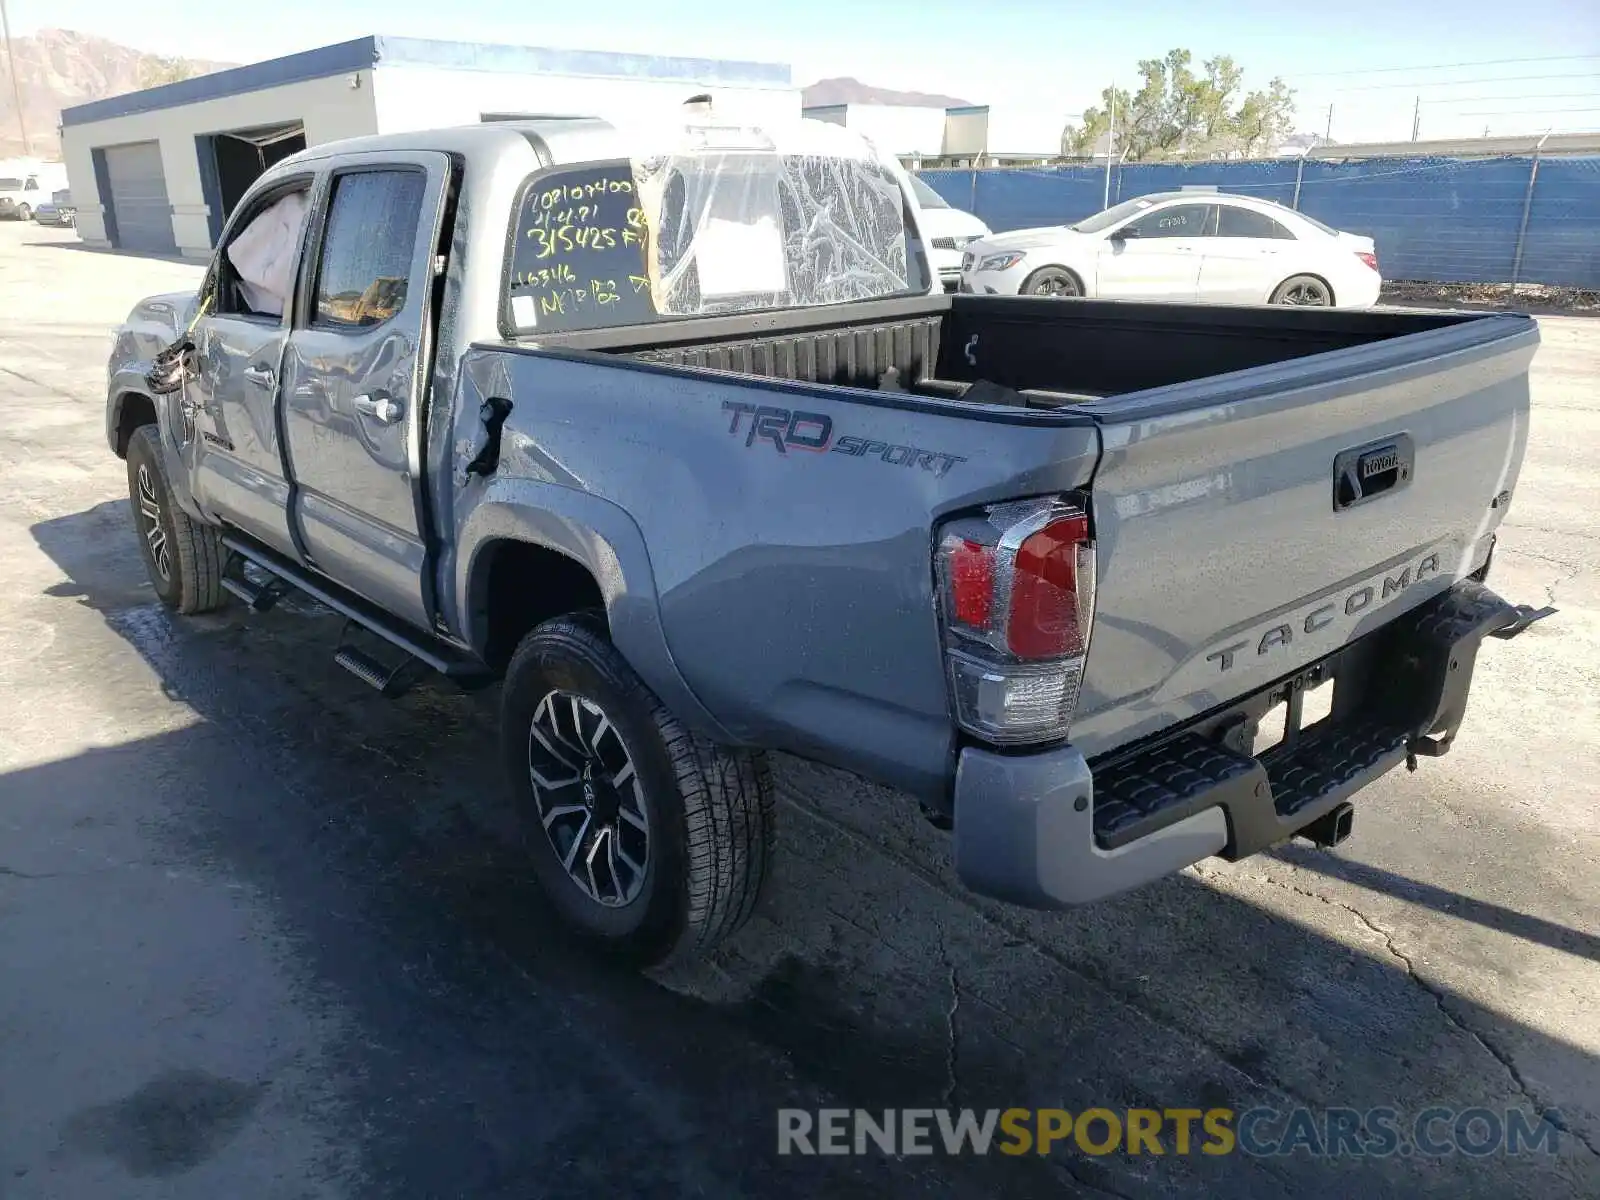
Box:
515;293;1479;409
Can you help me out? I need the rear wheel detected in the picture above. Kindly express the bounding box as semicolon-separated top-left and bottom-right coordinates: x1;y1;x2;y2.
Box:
1022;266;1082;298
501;615;776;966
1271;274;1333;306
17;203;31;222
124;424;227;614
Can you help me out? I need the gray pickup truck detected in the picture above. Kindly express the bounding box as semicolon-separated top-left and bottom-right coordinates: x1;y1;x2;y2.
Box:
107;116;1550;964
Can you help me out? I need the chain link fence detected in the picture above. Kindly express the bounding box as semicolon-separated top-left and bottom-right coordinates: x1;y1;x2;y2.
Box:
920;154;1600;290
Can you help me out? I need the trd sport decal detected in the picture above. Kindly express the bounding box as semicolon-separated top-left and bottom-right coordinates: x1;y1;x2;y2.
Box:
720;401;966;478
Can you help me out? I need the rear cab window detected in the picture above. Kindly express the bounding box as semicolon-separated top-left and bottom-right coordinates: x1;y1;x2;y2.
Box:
504;147;927;335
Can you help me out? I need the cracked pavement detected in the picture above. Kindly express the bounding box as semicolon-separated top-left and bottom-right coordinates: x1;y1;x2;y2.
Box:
0;220;1596;1198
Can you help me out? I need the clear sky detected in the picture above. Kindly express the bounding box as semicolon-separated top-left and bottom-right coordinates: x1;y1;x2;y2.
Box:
9;0;1600;149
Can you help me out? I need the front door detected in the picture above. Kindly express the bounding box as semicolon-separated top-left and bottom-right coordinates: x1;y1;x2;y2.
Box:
185;175;315;558
279;154;450;632
1094;203;1213;301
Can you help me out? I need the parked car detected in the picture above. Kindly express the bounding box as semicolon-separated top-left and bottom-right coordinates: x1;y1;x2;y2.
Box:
962;191;1381;307
0;164;67;220
0;176;39;220
106;118;1548;966
907;173;989;290
33;190;77;227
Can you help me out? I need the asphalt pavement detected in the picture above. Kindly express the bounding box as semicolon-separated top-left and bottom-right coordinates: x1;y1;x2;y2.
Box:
1;219;1595;1199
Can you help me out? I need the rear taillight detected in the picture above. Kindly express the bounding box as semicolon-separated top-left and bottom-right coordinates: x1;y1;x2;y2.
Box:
935;497;1096;745
1356;251;1378;272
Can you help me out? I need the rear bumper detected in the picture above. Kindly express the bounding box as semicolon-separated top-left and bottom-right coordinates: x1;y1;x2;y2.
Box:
952;580;1534;908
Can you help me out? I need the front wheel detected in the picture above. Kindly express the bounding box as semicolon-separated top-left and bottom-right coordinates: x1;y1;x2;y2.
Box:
17;204;31;222
501;615;776;966
124;424;228;613
1270;275;1333;306
1021;266;1082;298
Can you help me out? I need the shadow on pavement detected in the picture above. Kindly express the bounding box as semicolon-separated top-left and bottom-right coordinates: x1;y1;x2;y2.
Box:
1272;843;1600;963
24;239;198;265
16;500;1599;1200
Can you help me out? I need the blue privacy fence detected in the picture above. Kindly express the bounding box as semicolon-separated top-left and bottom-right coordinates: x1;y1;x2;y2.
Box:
920;155;1600;289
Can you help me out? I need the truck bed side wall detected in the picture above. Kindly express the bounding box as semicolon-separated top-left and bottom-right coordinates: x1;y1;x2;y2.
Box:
938;295;1475;397
449;346;1101;802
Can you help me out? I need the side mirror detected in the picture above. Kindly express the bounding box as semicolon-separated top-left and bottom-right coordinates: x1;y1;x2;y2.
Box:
1110;225;1139;241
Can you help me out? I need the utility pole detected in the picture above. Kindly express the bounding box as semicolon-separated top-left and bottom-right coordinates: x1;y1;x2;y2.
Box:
1411;96;1421;141
0;0;30;156
1324;103;1334;141
1103;82;1116;209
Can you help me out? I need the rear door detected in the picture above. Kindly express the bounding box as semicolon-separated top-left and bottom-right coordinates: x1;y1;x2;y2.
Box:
279;153;450;631
1197;204;1297;303
1094;203;1211;300
1066;319;1537;759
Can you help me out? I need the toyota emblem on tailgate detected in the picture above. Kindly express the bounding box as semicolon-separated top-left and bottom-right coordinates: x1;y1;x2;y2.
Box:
1333;434;1415;511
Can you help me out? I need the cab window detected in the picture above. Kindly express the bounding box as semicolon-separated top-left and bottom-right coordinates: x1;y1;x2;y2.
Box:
214;181;312;320
311;170;426;330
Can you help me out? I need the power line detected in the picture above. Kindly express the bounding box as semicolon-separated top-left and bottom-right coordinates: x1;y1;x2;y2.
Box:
1300;53;1600;77
1419;90;1600;103
1455;105;1600;116
1332;72;1600;93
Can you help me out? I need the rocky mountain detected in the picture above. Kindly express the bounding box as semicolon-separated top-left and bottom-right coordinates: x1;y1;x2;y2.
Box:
0;29;233;158
802;77;972;110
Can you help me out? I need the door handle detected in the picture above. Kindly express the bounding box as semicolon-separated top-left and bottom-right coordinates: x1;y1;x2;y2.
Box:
353;394;403;424
243;363;275;388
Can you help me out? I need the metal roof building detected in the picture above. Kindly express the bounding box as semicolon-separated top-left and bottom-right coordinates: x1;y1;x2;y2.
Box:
58;35;796;259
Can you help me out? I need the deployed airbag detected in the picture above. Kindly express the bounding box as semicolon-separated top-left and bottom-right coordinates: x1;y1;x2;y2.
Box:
227;190;307;316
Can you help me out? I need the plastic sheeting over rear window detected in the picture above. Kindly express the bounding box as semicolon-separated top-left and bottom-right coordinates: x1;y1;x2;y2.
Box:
506;136;923;334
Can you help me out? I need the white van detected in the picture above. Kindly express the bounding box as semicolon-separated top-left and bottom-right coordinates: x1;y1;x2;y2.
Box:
905;173;990;290
0;163;70;222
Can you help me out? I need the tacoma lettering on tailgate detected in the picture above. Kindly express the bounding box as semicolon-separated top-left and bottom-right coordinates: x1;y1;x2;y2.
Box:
1206;550;1444;673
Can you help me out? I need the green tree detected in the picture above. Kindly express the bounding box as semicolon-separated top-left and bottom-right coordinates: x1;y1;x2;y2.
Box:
1234;79;1297;158
1060;49;1297;161
136;56;202;90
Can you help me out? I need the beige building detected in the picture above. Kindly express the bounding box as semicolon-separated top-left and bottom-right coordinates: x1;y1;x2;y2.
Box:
802;102;991;166
59;36;797;259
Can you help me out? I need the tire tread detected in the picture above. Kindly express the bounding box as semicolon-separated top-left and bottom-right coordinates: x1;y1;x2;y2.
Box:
127;424;227;614
504;617;775;965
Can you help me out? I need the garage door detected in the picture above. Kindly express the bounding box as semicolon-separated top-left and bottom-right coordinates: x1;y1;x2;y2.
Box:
101;142;177;254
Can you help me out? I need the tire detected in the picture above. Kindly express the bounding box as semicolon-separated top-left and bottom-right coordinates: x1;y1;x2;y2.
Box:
125;424;228;614
17;204;30;222
1270;274;1333;306
1021;266;1082;298
501;615;776;966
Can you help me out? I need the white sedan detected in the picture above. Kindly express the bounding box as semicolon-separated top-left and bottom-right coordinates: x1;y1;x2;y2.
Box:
960;192;1382;308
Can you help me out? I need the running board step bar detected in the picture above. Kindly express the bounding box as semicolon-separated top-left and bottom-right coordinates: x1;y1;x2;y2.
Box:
334;635;421;698
220;560;289;612
220;533;492;687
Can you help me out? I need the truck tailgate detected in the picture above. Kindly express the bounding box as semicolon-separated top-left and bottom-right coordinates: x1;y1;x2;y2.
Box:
1066;314;1537;759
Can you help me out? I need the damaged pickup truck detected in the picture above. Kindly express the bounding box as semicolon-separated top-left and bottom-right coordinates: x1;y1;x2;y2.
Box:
107;115;1552;964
